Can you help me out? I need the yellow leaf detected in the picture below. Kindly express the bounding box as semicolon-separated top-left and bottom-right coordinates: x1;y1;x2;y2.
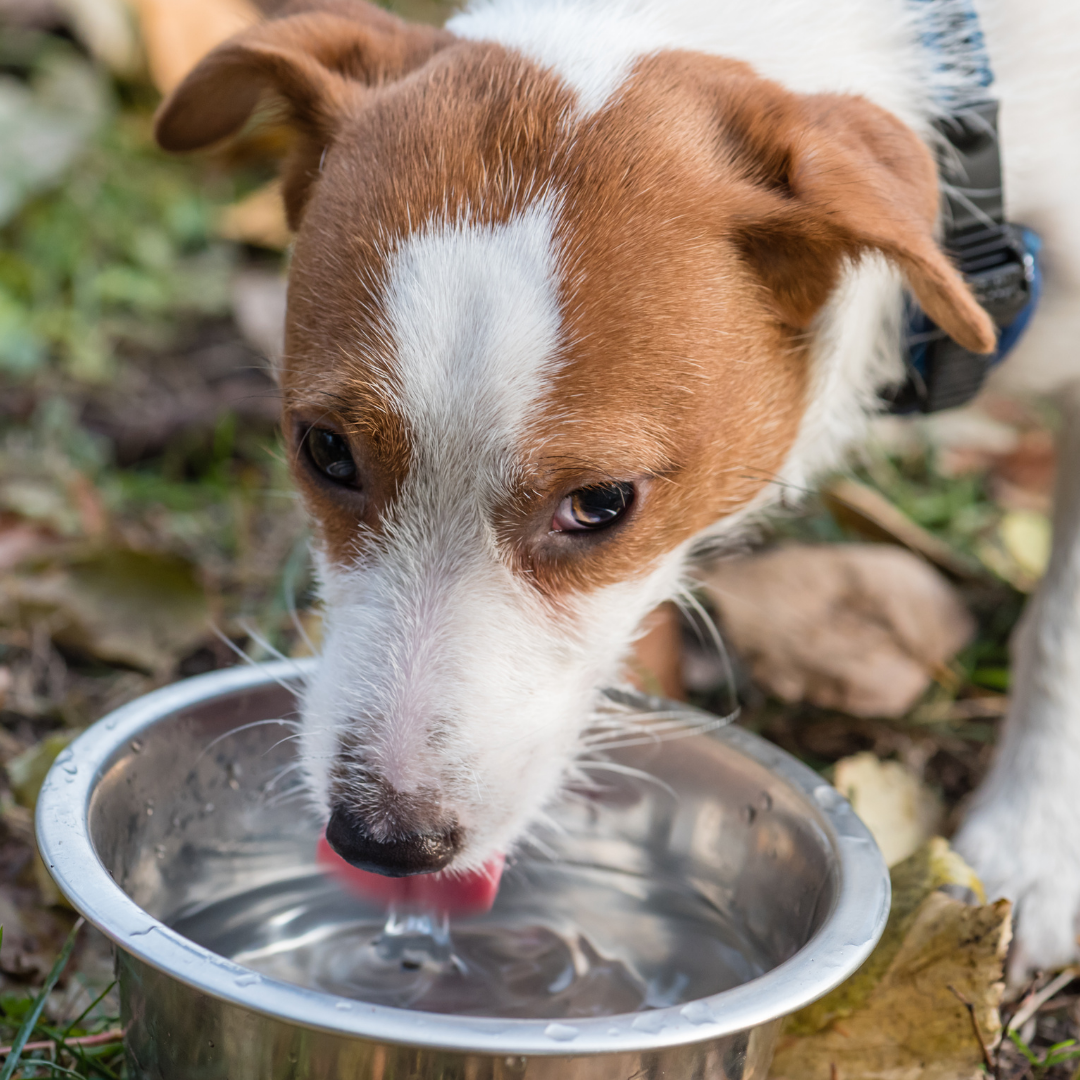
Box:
127;0;259;94
998;510;1051;581
833;753;943;867
772;840;1008;1080
217;180;292;252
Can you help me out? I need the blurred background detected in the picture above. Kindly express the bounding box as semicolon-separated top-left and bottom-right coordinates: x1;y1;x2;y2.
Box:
0;0;1068;1074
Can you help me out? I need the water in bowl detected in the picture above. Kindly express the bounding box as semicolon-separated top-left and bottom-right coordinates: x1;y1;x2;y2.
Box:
173;858;769;1019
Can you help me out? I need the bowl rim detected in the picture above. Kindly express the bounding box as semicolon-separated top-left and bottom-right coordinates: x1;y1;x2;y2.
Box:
36;660;889;1056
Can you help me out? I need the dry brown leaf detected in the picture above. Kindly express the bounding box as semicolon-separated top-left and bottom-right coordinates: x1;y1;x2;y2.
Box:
770;840;1009;1080
127;0;259;94
698;543;975;718
833;753;943;867
218;180;292;251
3;548;210;673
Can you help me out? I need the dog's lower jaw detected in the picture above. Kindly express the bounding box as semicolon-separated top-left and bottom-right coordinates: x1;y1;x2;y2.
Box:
954;382;1080;981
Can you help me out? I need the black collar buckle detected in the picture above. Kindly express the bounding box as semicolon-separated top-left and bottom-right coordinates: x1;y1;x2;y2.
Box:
886;100;1039;415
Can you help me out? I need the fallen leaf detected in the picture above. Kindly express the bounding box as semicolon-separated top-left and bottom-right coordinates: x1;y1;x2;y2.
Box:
128;0;259;94
0;520;52;572
771;839;1009;1080
698;544;975;719
6;731;81;810
4;548;210;673
218;180;292;252
0;890;69;979
833;753;943;867
0;478;82;536
998;510;1051;582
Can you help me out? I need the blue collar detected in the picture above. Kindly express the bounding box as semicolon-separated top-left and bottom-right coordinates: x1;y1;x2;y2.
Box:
885;0;1041;414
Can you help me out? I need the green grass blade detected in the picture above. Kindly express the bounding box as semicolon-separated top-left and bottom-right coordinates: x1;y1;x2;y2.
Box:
59;981;116;1041
23;1062;89;1079
0;918;83;1080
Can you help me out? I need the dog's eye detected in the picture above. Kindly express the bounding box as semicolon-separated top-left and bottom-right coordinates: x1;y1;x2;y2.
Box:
552;482;634;532
304;427;357;484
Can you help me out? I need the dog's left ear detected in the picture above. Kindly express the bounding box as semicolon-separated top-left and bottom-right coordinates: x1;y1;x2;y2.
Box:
154;1;452;226
718;78;996;353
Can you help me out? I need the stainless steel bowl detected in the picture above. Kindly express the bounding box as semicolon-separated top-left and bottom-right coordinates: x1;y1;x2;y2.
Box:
37;661;888;1079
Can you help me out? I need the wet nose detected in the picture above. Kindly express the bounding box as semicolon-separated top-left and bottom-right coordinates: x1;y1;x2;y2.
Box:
325;806;461;877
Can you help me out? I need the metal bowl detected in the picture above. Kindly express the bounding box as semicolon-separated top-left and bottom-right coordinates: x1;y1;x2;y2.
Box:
37;661;888;1079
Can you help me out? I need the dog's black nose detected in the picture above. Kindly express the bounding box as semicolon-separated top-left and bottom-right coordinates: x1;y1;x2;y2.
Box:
325;807;461;877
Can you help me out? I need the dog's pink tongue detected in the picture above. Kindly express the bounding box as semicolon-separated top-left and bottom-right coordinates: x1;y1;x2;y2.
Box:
316;834;504;915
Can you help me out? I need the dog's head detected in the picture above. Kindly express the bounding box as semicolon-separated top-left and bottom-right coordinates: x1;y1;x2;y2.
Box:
157;0;993;877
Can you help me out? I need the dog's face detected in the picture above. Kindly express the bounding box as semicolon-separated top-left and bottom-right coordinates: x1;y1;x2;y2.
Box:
157;2;992;876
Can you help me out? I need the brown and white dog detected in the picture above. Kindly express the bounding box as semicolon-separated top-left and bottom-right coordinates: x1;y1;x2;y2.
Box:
156;0;1080;977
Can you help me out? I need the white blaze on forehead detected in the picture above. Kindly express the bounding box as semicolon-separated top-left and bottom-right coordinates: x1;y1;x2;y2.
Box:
298;197;570;843
448;0;662;115
380;196;563;466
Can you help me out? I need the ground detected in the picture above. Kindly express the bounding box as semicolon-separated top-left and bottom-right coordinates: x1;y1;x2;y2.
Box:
0;1;1077;1077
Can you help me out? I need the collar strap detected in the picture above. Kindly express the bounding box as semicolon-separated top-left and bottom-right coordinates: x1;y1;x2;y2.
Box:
884;4;1041;414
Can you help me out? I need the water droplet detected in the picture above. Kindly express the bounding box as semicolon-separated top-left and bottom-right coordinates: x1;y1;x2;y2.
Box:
631;1012;666;1034
155;844;166;860
235;973;261;987
335;1000;352;1011
607;1027;621;1036
543;1023;578;1042
131;739;144;753
203;802;215;814
814;785;844;810
759;791;773;811
680;1001;716;1025
741;805;756;825
62;763;77;776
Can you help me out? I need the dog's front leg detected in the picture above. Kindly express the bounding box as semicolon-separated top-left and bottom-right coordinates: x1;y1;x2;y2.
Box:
955;382;1080;980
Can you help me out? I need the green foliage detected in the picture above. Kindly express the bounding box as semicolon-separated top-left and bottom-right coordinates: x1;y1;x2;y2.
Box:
1008;1030;1080;1077
0;34;262;386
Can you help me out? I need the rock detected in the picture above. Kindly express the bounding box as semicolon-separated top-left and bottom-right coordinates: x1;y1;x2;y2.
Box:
698;543;975;718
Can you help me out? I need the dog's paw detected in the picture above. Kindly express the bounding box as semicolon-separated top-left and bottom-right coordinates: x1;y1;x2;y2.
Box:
954;791;1080;982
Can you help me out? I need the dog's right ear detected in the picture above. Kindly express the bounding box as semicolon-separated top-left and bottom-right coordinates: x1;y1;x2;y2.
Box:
154;2;451;225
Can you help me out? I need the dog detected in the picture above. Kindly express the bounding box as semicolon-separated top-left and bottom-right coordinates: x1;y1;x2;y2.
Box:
155;0;1080;978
